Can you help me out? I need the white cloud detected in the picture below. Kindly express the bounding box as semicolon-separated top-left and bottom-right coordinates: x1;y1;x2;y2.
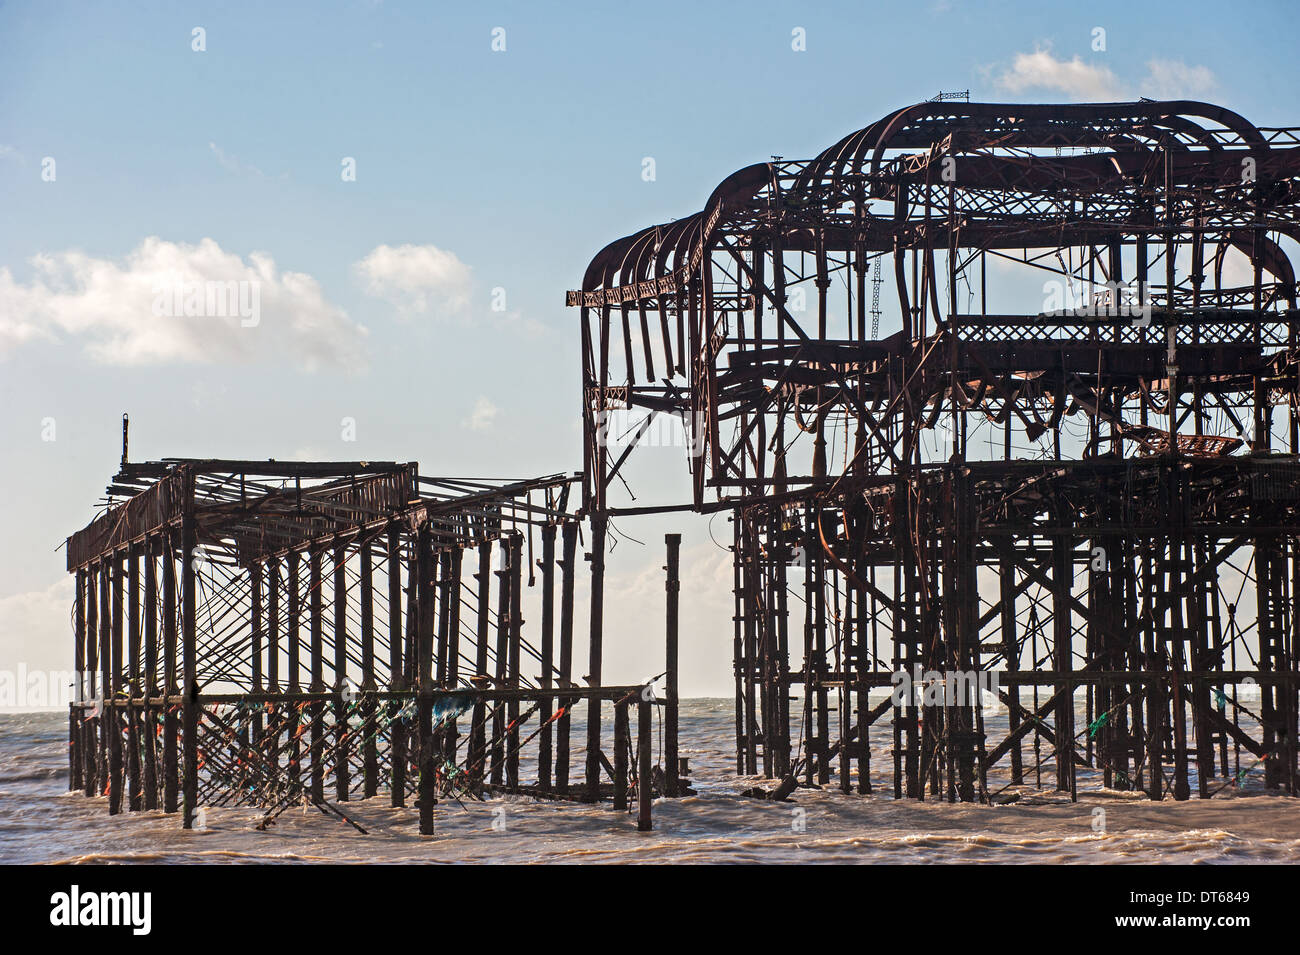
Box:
0;144;20;163
1140;59;1216;99
609;538;734;608
355;243;472;317
993;49;1215;103
0;237;368;370
995;50;1125;101
0;577;76;708
463;396;499;431
598;539;736;695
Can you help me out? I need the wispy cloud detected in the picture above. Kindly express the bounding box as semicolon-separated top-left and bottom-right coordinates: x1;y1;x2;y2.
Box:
209;141;268;178
1141;58;1216;99
0;577;76;695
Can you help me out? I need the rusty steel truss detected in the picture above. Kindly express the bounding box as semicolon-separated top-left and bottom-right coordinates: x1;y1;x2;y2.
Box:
570;100;1300;801
66;454;683;833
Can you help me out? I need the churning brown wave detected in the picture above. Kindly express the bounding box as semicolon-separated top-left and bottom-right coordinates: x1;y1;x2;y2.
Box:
2;702;1297;864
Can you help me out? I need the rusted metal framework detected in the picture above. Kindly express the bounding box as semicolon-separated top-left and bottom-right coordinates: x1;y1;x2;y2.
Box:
571;100;1300;801
66;455;677;832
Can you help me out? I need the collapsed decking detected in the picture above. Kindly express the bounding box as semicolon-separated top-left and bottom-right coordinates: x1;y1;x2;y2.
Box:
65;455;684;833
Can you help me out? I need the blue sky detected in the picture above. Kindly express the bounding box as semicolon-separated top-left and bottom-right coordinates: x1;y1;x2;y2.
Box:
2;0;1296;699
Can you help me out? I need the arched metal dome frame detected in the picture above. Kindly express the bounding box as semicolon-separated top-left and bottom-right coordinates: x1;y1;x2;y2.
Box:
568;100;1300;803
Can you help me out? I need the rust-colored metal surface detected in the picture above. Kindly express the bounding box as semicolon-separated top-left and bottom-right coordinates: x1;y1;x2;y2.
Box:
571;100;1300;801
64;458;670;832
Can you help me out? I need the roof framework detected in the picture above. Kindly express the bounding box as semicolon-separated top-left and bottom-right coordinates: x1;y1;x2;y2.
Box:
571;100;1300;802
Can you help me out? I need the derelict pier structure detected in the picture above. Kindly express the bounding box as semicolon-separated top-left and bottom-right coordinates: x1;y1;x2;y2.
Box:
569;100;1300;802
65;453;683;832
63;99;1300;831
